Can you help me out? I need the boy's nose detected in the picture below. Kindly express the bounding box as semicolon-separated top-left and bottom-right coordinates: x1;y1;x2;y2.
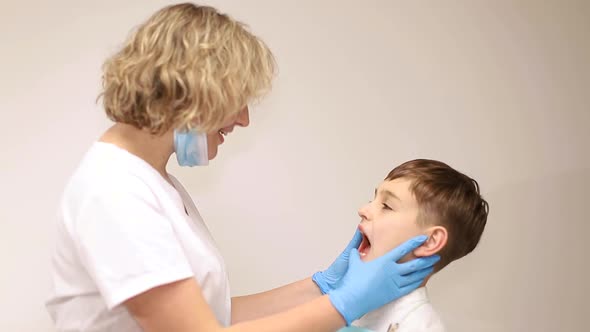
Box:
358;203;371;221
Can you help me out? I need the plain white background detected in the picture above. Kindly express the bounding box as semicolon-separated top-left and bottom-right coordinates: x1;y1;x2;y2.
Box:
1;0;589;331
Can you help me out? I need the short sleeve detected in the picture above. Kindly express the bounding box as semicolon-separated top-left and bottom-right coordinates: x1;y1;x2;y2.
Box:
72;175;193;309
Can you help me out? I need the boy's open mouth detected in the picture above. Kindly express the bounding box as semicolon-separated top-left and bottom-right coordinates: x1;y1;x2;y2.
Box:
358;229;371;257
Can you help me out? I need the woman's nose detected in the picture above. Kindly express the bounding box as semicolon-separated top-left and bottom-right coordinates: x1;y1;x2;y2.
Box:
236;106;250;127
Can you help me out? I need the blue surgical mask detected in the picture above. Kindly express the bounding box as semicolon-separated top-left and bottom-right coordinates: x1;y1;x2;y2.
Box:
174;129;209;167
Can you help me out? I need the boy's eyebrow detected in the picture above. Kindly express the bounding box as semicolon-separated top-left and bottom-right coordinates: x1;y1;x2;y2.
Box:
375;188;401;202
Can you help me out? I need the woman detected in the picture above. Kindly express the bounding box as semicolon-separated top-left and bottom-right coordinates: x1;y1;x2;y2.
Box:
46;3;439;331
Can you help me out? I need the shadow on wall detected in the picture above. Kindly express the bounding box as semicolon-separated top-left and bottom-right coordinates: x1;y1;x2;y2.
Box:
430;166;589;332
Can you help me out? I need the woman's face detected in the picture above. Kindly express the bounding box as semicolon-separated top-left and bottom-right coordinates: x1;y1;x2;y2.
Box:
206;106;250;160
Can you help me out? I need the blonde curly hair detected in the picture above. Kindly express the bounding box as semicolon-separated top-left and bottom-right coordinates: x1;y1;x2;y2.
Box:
99;3;276;134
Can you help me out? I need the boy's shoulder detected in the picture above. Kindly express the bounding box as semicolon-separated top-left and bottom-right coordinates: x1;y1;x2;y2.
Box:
352;287;445;332
399;300;446;332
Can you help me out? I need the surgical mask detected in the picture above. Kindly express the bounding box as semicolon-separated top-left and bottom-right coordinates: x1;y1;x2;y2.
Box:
174;128;209;167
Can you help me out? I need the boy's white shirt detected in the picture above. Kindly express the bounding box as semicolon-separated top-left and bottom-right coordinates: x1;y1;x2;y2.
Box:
352;287;445;332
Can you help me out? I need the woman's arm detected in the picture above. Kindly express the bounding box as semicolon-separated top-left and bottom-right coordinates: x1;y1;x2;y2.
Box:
125;277;344;332
125;236;438;332
231;277;322;324
231;229;364;323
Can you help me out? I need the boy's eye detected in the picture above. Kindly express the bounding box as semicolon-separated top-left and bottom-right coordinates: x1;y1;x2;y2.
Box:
382;203;393;210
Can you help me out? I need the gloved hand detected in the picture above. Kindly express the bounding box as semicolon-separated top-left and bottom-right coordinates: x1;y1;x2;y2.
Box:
312;229;363;294
337;327;374;332
328;235;440;325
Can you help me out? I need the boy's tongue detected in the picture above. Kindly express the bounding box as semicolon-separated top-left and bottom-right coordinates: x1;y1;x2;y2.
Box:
358;233;371;258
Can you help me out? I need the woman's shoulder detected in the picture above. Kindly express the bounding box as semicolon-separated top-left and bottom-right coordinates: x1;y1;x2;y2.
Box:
61;143;167;211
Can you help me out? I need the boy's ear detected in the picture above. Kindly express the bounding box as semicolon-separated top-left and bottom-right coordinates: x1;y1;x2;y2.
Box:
413;226;447;257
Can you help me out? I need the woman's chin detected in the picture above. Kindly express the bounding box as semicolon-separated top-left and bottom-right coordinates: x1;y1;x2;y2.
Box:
207;144;218;160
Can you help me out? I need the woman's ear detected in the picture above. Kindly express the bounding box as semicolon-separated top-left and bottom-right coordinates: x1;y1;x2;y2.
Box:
413;226;447;257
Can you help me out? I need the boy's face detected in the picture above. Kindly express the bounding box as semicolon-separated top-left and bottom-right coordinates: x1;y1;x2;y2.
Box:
357;178;426;262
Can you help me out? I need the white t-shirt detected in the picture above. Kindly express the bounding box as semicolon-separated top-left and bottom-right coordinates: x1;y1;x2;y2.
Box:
46;142;231;331
352;287;445;332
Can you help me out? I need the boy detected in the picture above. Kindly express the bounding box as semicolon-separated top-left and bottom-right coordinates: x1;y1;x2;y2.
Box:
350;159;488;331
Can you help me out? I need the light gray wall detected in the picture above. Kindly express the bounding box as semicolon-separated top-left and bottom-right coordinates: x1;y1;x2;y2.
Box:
1;1;588;331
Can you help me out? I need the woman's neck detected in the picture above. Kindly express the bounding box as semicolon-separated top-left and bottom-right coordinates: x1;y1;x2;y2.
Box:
99;123;174;180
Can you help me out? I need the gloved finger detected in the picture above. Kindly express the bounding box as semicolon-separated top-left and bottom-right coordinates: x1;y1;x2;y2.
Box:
382;235;428;262
396;266;434;287
398;279;424;297
348;248;362;268
345;228;363;251
397;255;440;275
338;327;374;332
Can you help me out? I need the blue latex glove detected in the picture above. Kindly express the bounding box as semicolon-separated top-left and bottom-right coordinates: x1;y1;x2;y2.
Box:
312;229;363;294
328;235;440;325
337;327;374;332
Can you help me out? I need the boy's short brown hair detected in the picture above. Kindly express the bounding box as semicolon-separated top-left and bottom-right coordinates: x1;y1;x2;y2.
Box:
386;159;489;271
